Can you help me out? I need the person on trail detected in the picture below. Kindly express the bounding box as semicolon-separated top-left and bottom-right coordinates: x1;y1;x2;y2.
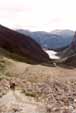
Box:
10;82;16;90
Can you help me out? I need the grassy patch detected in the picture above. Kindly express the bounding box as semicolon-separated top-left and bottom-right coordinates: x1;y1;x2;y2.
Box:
22;90;37;98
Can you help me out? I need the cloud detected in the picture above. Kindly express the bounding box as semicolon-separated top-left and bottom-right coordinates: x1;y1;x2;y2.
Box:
0;0;76;31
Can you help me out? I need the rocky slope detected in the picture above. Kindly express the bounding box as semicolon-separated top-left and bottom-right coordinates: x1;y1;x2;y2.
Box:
0;48;76;113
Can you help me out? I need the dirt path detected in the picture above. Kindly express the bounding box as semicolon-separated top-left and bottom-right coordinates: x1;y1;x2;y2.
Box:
0;89;46;113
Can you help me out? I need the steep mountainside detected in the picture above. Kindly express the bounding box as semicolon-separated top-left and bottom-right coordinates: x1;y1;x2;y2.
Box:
0;25;50;63
58;33;76;66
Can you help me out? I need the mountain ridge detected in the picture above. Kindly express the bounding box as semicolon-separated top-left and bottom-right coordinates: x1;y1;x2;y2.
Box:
17;29;74;49
0;25;51;63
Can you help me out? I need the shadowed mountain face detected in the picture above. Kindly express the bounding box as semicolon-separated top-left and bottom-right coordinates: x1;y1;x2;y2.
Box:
63;32;76;57
71;32;76;49
0;25;50;63
56;32;76;67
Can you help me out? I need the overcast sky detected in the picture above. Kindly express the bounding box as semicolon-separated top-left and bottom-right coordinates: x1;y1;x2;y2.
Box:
0;0;76;31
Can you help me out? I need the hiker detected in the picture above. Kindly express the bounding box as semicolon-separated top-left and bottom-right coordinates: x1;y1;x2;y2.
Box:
10;82;16;90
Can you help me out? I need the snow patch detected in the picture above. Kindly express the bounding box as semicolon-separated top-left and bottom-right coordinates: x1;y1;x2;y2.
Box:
44;50;60;59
